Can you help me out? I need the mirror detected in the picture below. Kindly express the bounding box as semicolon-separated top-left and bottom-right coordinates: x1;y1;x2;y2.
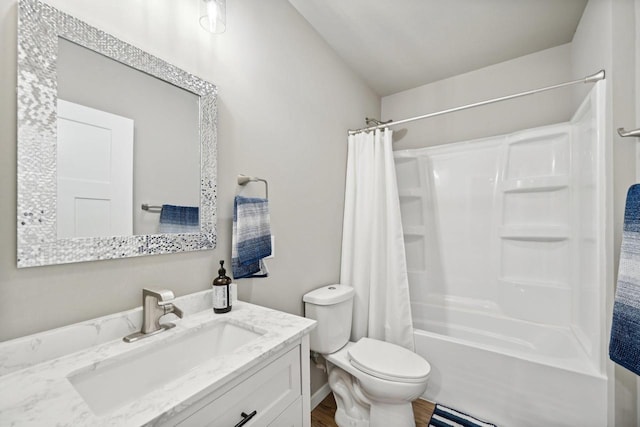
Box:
17;0;217;267
56;39;201;238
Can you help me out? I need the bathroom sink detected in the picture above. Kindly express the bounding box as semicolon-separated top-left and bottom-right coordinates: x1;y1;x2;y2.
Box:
67;319;264;415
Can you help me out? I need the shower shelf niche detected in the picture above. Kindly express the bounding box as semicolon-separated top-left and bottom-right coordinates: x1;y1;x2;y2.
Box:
403;226;426;236
499;225;569;241
502;175;569;193
398;189;424;198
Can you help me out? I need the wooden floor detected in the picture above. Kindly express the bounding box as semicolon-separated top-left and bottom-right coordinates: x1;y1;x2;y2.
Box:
311;393;435;427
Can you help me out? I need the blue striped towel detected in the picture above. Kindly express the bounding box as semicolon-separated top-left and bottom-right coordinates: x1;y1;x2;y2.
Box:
610;184;640;375
429;404;496;427
158;205;199;234
232;196;271;279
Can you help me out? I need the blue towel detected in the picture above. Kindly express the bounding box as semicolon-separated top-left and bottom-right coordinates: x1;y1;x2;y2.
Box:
158;204;199;234
610;184;640;375
232;196;271;279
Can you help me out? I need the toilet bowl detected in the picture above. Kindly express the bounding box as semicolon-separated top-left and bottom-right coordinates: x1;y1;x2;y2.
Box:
303;285;430;427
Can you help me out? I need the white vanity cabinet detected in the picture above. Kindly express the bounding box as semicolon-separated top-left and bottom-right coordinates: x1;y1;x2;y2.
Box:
0;296;316;427
164;340;310;427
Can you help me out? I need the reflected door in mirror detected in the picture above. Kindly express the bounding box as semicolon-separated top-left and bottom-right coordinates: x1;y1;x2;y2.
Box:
57;100;134;238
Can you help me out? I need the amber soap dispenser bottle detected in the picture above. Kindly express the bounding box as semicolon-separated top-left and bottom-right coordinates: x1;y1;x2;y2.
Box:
212;260;232;313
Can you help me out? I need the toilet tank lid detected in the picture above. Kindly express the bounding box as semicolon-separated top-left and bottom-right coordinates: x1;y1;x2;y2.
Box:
303;285;354;305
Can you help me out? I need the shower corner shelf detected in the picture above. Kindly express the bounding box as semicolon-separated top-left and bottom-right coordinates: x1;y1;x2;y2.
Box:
403;226;426;236
503;175;569;193
497;278;570;291
499;225;569;242
399;188;423;198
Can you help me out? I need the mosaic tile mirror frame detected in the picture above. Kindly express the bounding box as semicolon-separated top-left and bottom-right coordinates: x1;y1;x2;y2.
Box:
17;0;217;267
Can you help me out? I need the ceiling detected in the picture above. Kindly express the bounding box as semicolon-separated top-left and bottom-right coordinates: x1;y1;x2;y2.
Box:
287;0;588;96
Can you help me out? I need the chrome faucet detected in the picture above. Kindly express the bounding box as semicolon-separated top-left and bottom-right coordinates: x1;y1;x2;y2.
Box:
124;288;184;343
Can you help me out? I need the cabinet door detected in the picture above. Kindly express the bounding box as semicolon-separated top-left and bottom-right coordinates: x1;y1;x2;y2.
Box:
268;398;303;427
178;346;301;427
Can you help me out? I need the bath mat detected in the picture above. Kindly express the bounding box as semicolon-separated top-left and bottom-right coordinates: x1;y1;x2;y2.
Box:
428;404;497;427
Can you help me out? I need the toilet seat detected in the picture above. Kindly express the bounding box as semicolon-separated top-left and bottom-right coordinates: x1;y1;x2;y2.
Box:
348;338;430;384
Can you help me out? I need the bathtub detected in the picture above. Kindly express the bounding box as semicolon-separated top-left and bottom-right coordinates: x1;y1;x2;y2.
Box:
395;84;609;426
414;300;607;427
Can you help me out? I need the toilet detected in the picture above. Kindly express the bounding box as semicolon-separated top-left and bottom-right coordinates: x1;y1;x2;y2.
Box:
303;284;430;427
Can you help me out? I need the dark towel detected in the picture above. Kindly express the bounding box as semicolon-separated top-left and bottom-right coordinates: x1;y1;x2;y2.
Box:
232;196;271;278
609;184;640;375
158;205;199;234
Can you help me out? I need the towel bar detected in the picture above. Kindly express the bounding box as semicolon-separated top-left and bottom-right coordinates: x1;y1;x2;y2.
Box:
141;203;162;212
618;127;640;138
237;175;269;199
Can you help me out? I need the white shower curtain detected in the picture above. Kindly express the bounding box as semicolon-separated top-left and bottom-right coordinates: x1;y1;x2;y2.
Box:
340;129;414;351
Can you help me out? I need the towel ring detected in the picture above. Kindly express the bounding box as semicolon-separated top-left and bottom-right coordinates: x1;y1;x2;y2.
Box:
237;175;269;199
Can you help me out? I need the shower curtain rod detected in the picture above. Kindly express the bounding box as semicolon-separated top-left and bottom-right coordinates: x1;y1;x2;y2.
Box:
348;69;605;135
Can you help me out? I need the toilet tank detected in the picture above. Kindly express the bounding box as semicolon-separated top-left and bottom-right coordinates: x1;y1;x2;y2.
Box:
303;285;354;354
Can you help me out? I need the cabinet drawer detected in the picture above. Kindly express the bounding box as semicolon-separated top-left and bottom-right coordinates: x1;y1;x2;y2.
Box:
178;346;301;427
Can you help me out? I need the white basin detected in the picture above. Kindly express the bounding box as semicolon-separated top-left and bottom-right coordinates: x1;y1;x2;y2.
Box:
68;319;264;415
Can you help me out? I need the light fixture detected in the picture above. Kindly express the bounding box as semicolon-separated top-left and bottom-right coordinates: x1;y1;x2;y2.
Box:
200;0;226;34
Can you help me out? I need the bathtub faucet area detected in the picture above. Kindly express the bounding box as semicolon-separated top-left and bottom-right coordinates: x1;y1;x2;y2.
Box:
124;288;183;343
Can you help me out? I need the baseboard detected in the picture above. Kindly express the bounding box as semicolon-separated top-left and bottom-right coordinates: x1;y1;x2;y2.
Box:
310;382;332;410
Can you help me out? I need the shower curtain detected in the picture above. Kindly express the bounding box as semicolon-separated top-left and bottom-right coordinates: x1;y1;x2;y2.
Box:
340;129;414;351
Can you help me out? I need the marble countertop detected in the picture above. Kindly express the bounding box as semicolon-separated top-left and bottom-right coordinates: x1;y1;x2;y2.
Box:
0;290;316;426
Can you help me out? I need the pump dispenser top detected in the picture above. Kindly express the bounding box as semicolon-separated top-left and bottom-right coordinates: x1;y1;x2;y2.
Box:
216;260;229;281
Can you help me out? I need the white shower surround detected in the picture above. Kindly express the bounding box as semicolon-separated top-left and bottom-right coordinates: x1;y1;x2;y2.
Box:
395;81;608;426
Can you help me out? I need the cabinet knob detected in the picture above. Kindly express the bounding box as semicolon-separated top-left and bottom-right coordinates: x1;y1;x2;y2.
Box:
234;410;257;427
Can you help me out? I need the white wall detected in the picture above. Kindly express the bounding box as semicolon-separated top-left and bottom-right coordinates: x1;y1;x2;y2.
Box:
0;0;380;395
382;44;574;150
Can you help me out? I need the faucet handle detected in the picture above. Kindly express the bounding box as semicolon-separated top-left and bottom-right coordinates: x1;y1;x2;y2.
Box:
143;288;175;303
165;303;184;319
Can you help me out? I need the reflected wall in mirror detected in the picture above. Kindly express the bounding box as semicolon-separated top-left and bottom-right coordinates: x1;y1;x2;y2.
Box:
17;0;217;267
